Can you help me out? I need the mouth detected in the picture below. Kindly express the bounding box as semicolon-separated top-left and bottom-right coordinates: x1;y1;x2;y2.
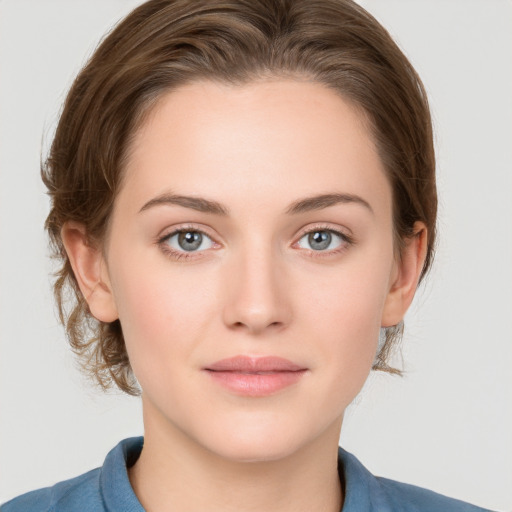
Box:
203;356;308;397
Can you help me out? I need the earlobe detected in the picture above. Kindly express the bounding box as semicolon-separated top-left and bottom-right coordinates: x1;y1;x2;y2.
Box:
61;222;119;323
381;222;428;328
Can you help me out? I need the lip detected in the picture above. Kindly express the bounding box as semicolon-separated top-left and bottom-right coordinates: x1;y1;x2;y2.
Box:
203;356;308;397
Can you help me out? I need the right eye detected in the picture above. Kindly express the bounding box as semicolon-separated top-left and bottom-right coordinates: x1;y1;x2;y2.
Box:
159;228;216;260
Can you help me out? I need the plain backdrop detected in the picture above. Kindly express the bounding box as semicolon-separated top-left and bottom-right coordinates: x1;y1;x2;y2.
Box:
0;1;511;510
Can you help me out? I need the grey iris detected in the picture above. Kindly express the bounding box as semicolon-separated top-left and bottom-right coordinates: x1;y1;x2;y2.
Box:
309;231;331;250
178;231;202;251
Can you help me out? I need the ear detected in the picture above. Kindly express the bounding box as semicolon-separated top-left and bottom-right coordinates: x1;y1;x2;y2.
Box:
381;221;428;328
61;221;119;323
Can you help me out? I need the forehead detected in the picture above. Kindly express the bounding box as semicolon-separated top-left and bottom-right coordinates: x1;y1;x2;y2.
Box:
119;79;391;219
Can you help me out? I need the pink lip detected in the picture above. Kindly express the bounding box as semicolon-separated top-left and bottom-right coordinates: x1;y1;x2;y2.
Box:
204;356;308;397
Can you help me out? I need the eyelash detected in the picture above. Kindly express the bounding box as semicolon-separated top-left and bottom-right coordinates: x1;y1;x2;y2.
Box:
157;224;354;261
294;225;354;259
157;224;217;261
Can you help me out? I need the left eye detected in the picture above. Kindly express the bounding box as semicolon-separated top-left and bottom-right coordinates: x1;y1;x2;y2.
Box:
296;229;347;251
163;230;215;253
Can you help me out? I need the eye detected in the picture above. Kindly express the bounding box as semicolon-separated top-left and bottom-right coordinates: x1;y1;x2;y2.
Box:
296;228;351;253
160;228;215;257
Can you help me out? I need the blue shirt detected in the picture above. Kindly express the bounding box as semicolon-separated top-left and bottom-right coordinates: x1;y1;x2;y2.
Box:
1;437;494;511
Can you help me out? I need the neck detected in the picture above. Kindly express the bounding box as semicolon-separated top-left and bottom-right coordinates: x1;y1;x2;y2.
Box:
129;403;343;512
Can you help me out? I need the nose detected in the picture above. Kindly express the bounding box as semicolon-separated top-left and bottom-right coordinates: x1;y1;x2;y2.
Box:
222;243;292;335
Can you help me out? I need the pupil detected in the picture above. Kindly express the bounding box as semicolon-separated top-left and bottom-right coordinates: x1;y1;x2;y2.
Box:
178;231;202;251
309;231;331;250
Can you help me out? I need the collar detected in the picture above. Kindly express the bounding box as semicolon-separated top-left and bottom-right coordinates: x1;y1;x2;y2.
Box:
100;437;377;512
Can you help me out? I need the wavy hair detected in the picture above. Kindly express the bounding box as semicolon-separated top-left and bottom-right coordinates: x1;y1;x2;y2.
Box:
43;0;436;395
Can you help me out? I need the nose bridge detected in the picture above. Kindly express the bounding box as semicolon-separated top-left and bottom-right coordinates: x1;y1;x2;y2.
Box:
222;234;291;334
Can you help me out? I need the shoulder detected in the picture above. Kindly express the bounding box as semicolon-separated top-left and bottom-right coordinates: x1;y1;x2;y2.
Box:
338;447;495;512
1;437;144;512
1;468;102;512
374;476;494;512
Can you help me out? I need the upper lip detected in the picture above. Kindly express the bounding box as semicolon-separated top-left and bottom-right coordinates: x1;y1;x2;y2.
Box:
205;356;306;372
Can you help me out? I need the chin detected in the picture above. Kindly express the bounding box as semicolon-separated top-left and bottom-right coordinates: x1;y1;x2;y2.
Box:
196;414;318;464
210;436;301;463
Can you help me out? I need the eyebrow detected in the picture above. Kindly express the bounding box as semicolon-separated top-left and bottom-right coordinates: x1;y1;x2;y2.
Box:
285;193;373;216
139;192;373;216
139;193;229;215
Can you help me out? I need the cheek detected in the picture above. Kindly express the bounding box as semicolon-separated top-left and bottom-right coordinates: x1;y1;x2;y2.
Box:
109;255;219;379
107;229;394;402
304;256;391;339
320;288;382;377
301;255;392;382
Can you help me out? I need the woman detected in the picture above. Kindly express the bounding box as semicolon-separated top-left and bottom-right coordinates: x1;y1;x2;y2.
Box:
1;1;504;510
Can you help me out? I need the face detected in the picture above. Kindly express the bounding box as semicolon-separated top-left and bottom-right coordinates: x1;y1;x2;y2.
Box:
100;80;402;461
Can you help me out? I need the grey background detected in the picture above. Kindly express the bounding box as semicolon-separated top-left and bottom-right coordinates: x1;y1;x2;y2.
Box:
0;1;511;510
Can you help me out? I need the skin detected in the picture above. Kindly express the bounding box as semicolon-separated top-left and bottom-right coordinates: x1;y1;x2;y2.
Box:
62;79;427;512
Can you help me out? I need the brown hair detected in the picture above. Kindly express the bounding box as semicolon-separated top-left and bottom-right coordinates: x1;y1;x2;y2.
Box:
43;0;436;395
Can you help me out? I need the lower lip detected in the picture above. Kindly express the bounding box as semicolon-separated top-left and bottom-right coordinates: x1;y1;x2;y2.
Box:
205;370;307;396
